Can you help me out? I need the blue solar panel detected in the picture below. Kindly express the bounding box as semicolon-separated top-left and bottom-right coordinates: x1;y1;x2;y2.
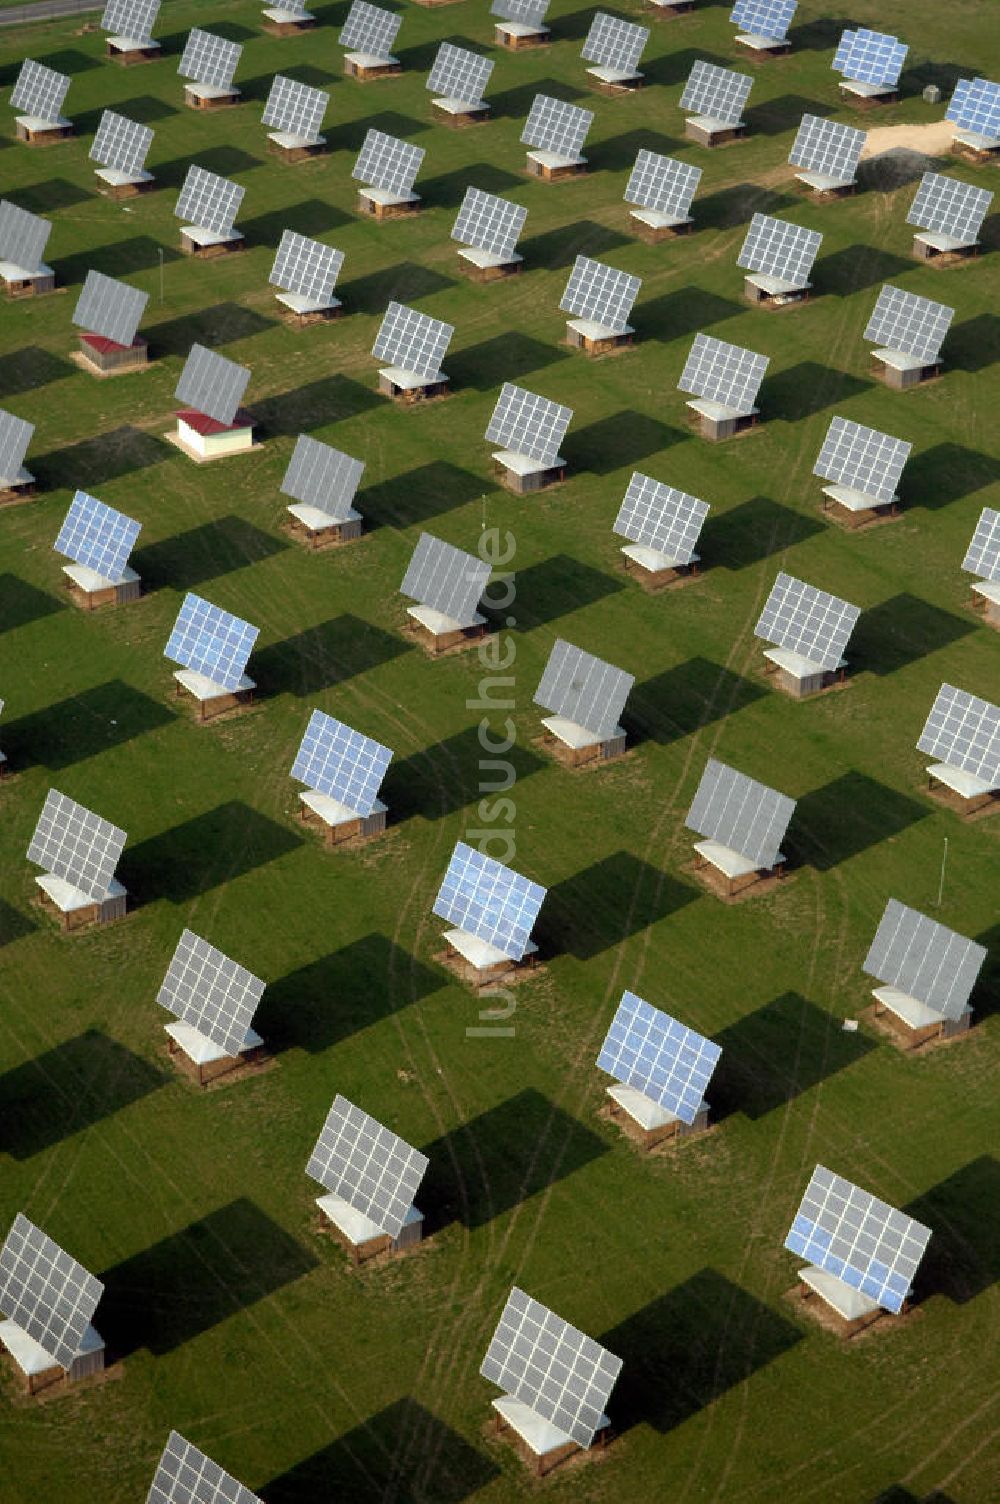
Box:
432;841;545;961
833;27;906;86
597;992;721;1123
53;490;141;584
290;709;392;816
730;0;796;39
163;592;258;690
946;77;1000;139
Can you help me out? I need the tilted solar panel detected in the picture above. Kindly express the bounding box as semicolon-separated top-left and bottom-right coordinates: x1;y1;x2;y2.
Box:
961;507;1000;583
433;841;545;961
485;384;572;465
89;110;153;176
863;284;954;363
613;472;708;562
737;214;822;283
685;757;795;869
11;59;70;118
946;77;1000;139
906;172;992;241
352;130;424;194
581;13;648;74
862;898;987;1021
174;165;244;236
157;928;266;1056
521;94;593;157
787;115;865;179
427;43;493;103
0;1214;103;1371
812;416;911;503
340;0;400;55
305;1094;428;1239
177;28;241;88
754;572;859;671
291;709;391;814
0;409;34;482
261;75;328;139
400;531;489;623
559;256;641;332
680;61;753;124
146;1432;262;1504
916;683;999;784
71;269;148;347
678;333;768;411
163;592;258;690
280;434;363;519
0;199;51;271
26;788;126;901
624;151;701;216
54;490;141;583
452;188;526;258
174;344;250;427
372;302;453;379
533;639;634;740
270;230;343;303
597;991;721;1121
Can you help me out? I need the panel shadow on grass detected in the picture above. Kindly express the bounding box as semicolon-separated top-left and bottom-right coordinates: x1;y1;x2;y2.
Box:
242;199;353;246
255;616;409;697
37;48;101;75
904;1157;999;1305
767;362;868;422
361;460;487;530
111;94;178;125
125;803;303;905
0;575;64;634
262;1399;499;1504
153;146;262;189
33;426;166;490
420;1089;607;1232
794;772;928;871
790;16;844;51
492;553;624;630
601;1270;802;1434
570;411;683;476
629;658;765;746
4;682;174;771
0;1031;166;1160
747;94;835;137
490;75;586;120
144;302;277;356
973;923;999;1022
697;181;798;230
520;218;631;271
101;1200;317;1359
641;287;744;342
258;935;442;1054
852;593;975;677
593;128;678;174
240;64;338;102
911;442;1000;509
874;1489;956;1504
710;993;875;1122
9;178;90;214
421;162;523;207
0;900;37;948
341;261;455;316
386;727;545;821
133;516;287;592
817;245;914;296
946;314;1000;375
706;497;824;570
449;332;568;391
252;375;381;435
543;853;697;961
54;237;179;283
0;345;75;400
325;110;430;152
641;46;731;89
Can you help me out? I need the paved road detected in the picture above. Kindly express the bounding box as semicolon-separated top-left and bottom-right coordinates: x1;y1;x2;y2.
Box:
0;0;104;27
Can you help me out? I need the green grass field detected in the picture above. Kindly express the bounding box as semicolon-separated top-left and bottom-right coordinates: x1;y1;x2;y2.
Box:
0;1;998;1499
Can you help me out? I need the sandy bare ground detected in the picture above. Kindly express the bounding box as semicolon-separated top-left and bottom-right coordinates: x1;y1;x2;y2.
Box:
860;119;956;159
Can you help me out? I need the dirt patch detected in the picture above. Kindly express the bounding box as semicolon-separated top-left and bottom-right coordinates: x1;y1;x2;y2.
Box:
859;120;957;192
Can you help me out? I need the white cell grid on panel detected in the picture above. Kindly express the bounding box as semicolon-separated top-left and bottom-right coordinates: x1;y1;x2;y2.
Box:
177;28;241;88
0;200;51;271
597;991;721;1122
678;333;768;411
0;1214;103;1372
962;507;1000;582
372;303;453;379
833;27;906;87
916;683;1000;784
0;410;34;481
730;0;796;40
863;285;954;363
521;94;593;157
26;788;126;901
624;151;701;216
72;269;148;347
433;841;545;961
533;638;634;740
54;490;140;582
754;572;859;671
11;59;70;118
813;417;911;503
352;131;424;194
146;1431;262;1504
863;898;987;1021
305;1094;427;1239
291;709;391;813
270;231;344;301
486;383;572;465
157;928;265;1056
736;214;821;283
679;61;752;124
946;78;1000;138
452;188;526;257
787;115;865;179
262;76;328;139
685;757;794;869
89;110;153;176
163;592;258;690
559;256;641;331
102;0;159;40
427;43;493;103
174;344;250;427
175;166;244;235
581;13;648;74
614;472;708;561
400;532;489;623
906;172;993;241
339;0;400;56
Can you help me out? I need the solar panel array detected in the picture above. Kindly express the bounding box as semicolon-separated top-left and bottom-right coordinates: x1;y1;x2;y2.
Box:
27;788;126;901
101;0;159;39
0;200;50;271
785;1166;931;1314
730;0;796;38
559;256;641;332
147;1432;262;1504
685;757;795;868
174;344;250;427
624;150;701;217
0;409;34;481
164;592;258;690
613;472;708;562
261;76;328;139
157;929;266;1056
452;187;526;258
521;94;593;158
339;0;400;56
372;302;454;379
177;28;241;88
280;433;363;518
54;490;141;583
813;416;911;503
679;61;753;125
581;13;649;74
863;285;954;363
755;572;860;671
72;269;148;347
916;683;1000;784
787;114;865;180
0;1214;103;1371
291;709;392;814
533;639;634;740
433;841;545;961
270;230;344;302
962;507;1000;582
352;130;424;194
678;333;769;411
946;77;1000;139
400;531;489;623
737;214;822;283
480;1289;622;1447
89;110;153;176
597;992;722;1123
491;0;548;23
863;899;987;1021
906;172;993;242
833;28;907;87
427;43;493;103
11;59;70;118
305;1095;428;1239
175;165;244;235
486;383;572;465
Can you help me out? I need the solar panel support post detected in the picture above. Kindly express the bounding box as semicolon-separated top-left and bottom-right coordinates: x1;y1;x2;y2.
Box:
684;117;748;148
106;37;161;64
735;34;791;58
184;83;241;111
606;1084;710;1149
911;232;979;266
629;208;695;242
458;247;524;282
686;402;760;442
762;651;847;698
344;53;402;81
357;189;421;221
870;349;940;391
378;370;450;405
262;5;318;35
838;80;898;110
647;0;696;14
525;150;588;181
566;321;636;357
36;877;128;931
743;274;810;309
298;793;387;845
495;20;550;47
431;98;491;128
74;333;149;379
0;1322;105;1393
179;226;246;260
586;70;645;99
15;118;74;147
166;1023;266;1086
316;1195;423;1263
692;841;787;899
493;453;567;494
492;1401;612;1477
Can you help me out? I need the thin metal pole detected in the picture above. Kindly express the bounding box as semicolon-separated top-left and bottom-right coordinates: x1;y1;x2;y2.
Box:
935;837;949;908
158;247;164;304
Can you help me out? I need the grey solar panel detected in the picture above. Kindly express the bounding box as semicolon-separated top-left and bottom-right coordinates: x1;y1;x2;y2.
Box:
0;409;34;482
175;166;244;236
305;1095;428;1238
452;188;526;258
339;0;400;56
270;231;343;302
177;28;241;88
481;1289;622;1447
581;13;648;74
427;43;493;103
685;757;794;868
485;383;572;465
730;0;796;39
54;490;141;583
678;333;768;411
680;60;752;125
0;1214;103;1371
164;592;258;690
174;344;250;427
534;639;634;740
291;709;391;814
906;172;992;241
754;572;860;671
102;0;159;39
0;199;51;271
863;898;986;1021
521;94;594;158
813;417;911;503
492;0;548;22
737;214;822;283
157;929;265;1056
373;302;453;379
787;115;865;180
946;77;1000;139
597;991;722;1121
614;472;707;561
72;270;148;347
280;434;362;519
916;683;1000;784
833;27;906;87
559;256;641;332
11;59;70;119
352;130;424;195
433;841;545;961
962;507;1000;583
400;531;489;623
624;151;701;217
89;110;153;176
785;1166;930;1313
261;76;328;139
146;1432;262;1504
863;285;954;363
26;788;126;901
